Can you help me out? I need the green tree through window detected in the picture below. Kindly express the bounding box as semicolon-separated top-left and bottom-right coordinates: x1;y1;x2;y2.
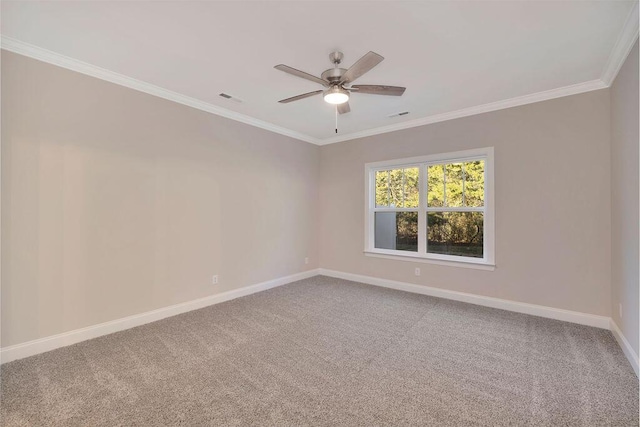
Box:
426;160;485;258
374;167;419;251
371;155;489;261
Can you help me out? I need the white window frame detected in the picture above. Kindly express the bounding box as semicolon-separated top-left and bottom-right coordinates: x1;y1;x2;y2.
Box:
364;147;495;271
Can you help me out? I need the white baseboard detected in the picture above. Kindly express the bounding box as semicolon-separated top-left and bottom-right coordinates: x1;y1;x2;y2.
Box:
610;319;639;377
4;268;633;376
318;269;611;329
0;269;320;364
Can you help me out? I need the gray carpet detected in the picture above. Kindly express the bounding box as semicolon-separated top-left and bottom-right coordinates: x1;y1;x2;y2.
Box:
1;276;638;426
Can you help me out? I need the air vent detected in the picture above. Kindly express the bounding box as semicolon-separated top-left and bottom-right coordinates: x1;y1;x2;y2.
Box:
219;93;244;103
388;111;409;118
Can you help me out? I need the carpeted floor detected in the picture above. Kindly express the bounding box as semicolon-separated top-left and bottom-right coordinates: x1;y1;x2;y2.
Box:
1;276;638;426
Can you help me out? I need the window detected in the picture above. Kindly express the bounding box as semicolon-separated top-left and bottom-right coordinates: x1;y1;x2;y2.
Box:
365;147;494;269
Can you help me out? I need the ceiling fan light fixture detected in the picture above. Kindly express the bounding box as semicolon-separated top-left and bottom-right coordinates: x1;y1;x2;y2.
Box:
323;86;349;105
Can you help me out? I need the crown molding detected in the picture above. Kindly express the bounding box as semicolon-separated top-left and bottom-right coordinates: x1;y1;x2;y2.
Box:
601;1;639;86
0;36;322;145
317;79;607;145
0;34;618;147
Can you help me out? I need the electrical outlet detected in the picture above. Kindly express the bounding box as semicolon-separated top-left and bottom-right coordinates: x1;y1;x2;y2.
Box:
415;267;421;276
304;257;309;265
619;303;622;318
212;275;219;285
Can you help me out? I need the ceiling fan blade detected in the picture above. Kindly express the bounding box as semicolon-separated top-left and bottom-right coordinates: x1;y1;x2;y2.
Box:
338;102;351;114
340;51;384;84
351;85;406;96
274;64;328;86
278;90;323;103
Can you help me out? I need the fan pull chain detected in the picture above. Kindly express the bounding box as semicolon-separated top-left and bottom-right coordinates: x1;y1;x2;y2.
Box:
335;106;338;134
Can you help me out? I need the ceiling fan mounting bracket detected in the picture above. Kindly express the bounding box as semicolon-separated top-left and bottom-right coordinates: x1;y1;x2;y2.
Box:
329;51;344;65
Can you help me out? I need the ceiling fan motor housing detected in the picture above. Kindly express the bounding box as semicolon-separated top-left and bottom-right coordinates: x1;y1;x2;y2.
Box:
321;67;347;84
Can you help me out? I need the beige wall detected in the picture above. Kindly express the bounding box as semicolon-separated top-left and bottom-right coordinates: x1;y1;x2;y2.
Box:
319;89;612;316
610;40;639;355
1;51;319;347
1;47;630;350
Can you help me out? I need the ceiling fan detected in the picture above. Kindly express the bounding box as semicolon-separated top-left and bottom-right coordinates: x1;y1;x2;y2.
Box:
274;51;406;115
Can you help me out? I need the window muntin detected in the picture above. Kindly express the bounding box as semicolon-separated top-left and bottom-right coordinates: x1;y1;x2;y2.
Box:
366;148;494;266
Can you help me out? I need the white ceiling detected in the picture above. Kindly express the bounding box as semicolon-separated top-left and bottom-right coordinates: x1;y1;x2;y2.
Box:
1;1;638;144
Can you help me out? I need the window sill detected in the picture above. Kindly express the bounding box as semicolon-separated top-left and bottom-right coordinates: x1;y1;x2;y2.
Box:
363;251;496;271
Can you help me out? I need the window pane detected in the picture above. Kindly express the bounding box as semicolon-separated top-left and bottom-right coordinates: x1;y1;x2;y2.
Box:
375;170;390;207
404;167;419;208
427;212;483;258
427;165;444;207
375;212;418;252
464;160;485;207
389;169;404;207
445;163;463;207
